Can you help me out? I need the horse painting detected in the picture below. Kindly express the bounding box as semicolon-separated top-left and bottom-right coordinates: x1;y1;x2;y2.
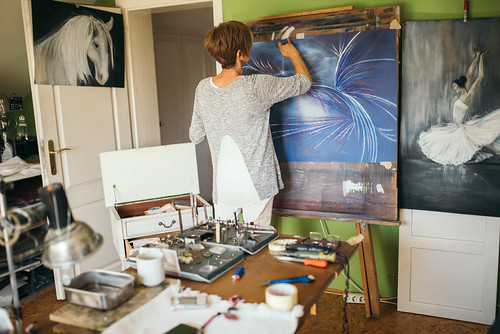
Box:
34;15;115;86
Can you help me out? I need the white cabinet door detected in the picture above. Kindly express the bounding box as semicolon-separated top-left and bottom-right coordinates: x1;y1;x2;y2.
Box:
398;209;499;325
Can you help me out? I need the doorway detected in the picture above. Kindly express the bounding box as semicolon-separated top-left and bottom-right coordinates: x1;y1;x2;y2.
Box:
152;7;215;202
0;0;48;306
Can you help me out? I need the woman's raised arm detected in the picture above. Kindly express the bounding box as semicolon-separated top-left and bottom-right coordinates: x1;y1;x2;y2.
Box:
464;52;485;105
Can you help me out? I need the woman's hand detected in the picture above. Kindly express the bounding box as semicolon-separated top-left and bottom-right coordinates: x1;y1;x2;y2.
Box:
474;46;489;57
278;38;300;59
277;37;312;85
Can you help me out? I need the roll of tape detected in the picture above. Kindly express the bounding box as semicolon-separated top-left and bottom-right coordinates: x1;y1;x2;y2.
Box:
265;283;298;311
268;239;297;252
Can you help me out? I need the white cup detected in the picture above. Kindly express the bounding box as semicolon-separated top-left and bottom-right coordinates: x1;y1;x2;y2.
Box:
136;249;165;287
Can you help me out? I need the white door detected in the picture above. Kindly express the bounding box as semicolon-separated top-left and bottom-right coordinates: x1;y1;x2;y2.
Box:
154;32;215;201
18;1;222;301
20;0;222;277
118;0;223;201
20;1;131;275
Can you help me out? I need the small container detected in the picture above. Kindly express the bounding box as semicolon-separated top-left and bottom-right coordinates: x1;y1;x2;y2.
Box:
65;270;135;310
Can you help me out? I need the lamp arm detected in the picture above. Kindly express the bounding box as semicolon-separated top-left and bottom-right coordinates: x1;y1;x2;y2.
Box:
9;203;48;227
38;183;74;230
0;203;48;247
0;177;22;334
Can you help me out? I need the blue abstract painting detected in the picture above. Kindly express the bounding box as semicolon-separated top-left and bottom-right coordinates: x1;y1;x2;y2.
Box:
243;29;398;163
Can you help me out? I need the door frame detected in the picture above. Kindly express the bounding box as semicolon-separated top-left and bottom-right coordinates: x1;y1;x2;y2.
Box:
117;0;223;148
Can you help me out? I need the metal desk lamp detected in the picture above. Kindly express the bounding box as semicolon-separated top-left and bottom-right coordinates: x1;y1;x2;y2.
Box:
0;181;103;334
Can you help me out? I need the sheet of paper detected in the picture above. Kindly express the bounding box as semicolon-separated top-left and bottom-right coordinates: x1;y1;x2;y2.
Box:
161;248;181;273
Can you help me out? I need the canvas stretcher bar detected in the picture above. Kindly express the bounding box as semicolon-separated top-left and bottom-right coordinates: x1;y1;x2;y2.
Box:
249;5;401;40
257;6;355;22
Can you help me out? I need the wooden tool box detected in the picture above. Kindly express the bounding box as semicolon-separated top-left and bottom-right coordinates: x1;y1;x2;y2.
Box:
100;143;213;269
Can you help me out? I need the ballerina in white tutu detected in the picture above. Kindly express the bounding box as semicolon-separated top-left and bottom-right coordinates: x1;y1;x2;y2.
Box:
418;48;500;165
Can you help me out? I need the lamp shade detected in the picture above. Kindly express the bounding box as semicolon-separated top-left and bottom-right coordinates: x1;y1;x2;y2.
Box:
41;220;103;269
37;183;103;269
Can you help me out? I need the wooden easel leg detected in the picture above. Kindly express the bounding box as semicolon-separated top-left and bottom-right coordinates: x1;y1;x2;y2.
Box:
310;303;317;315
355;222;381;318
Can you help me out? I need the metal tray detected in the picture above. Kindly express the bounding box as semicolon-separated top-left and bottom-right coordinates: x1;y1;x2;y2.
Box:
65;270;135;310
178;221;279;255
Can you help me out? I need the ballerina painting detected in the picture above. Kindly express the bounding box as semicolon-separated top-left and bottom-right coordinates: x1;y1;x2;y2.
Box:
418;49;500;165
399;17;500;218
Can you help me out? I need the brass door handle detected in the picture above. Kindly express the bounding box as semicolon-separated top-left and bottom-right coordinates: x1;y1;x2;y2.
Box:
49;148;71;154
48;140;71;175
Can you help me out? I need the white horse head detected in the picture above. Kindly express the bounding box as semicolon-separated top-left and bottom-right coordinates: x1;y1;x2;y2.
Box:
86;16;114;85
34;15;115;86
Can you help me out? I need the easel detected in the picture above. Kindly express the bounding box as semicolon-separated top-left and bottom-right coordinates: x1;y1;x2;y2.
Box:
355;221;381;318
317;216;400;318
326;217;400;318
253;4;402;318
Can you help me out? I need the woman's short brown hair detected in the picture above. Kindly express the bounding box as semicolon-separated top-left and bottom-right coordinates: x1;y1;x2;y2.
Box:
204;21;253;69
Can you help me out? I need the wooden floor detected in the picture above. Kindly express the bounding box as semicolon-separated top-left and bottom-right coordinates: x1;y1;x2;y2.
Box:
16;286;493;333
297;291;492;334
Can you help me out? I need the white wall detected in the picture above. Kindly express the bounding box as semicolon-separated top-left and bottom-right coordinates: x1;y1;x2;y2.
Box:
0;0;30;96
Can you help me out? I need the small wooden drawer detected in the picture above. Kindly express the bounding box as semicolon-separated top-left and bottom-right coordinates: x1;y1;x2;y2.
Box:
123;213;180;239
117;195;212;239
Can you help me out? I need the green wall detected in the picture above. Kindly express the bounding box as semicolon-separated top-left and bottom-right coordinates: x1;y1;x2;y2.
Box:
22;91;36;139
3;92;35;143
222;0;500;297
224;0;500;22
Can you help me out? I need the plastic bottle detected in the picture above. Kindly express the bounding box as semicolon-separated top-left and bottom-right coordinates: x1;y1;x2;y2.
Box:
17;115;28;141
1;131;13;162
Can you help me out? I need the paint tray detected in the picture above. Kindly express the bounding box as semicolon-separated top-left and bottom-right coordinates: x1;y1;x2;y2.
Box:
65;270;135;310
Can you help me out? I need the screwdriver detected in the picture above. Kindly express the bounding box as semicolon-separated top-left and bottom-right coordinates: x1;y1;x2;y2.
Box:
261;274;316;286
280;250;336;262
286;243;332;253
275;256;328;268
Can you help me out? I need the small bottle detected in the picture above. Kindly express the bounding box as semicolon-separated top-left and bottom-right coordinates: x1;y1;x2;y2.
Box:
17;115;28;141
1;132;12;162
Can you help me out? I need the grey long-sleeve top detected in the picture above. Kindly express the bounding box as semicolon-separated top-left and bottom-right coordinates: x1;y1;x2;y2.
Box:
189;73;311;205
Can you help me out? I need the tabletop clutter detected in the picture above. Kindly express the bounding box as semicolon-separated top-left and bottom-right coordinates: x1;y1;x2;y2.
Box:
62;210;359;334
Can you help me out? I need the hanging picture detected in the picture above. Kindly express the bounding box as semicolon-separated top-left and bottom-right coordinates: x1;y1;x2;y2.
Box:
31;0;124;87
245;6;400;221
399;18;500;217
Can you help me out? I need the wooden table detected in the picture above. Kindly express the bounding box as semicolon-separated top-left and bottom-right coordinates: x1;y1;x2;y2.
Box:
15;238;358;333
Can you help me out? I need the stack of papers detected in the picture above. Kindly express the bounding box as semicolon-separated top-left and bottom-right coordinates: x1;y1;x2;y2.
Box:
0;157;41;182
102;281;303;334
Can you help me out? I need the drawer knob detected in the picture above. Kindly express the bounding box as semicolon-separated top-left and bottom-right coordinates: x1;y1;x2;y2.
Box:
159;220;176;229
